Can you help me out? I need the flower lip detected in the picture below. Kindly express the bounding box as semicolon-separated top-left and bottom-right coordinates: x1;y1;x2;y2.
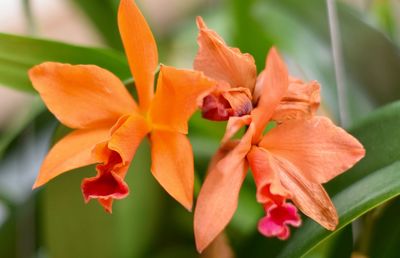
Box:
258;202;301;240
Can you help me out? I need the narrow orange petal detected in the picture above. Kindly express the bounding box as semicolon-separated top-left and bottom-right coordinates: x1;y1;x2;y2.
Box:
33;127;111;188
29;62;137;129
251;48;289;141
118;0;158;111
194;151;248;253
247;146;291;205
150;130;194;210
272;154;339;230
260;116;365;184
194;124;254;252
272;77;320;123
150;65;215;134
194;16;257;92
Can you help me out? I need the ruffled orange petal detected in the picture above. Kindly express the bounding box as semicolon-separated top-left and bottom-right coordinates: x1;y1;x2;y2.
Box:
33;127;111;189
150;130;194;210
272;77;320;123
194;16;257;92
81;114;149;212
150;65;215;134
247;146;291;205
118;0;158;111
251;48;289;141
194;124;254;252
259;116;365;184
29;62;137;129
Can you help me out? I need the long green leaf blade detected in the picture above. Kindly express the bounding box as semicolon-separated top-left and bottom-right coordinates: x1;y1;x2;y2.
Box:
0;33;130;93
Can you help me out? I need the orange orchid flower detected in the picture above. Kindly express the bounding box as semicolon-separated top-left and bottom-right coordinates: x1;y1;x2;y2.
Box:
193;47;365;252
29;0;215;212
194;17;257;121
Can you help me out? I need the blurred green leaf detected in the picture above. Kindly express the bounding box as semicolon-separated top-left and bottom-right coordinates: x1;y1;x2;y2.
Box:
0;33;130;93
303;225;352;258
40;141;164;258
0;97;45;157
363;198;400;258
71;0;122;50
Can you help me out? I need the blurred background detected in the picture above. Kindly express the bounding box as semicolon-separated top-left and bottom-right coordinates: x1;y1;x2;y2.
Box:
0;0;400;257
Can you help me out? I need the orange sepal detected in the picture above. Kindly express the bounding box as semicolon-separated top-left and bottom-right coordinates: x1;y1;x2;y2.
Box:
29;62;137;129
150;130;194;210
259;116;365;184
194;124;254;252
251;48;289;141
194;16;257;92
118;0;158;111
33;127;111;189
150;65;215;134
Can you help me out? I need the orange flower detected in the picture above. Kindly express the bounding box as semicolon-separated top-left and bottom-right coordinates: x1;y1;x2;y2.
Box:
29;0;215;212
194;17;257;121
193;48;365;252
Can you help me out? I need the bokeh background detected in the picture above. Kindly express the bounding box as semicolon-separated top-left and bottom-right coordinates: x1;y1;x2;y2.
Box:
0;0;399;257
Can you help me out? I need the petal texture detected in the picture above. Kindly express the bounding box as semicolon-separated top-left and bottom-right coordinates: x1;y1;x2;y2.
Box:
29;62;137;129
33;127;111;188
150;130;194;210
259;150;338;230
194;17;257;92
260;116;365;184
118;0;158;110
272;78;320;123
150;65;215;134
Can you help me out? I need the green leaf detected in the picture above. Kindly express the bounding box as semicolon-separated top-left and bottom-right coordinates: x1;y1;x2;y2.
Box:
0;33;130;93
365;198;400;258
278;161;400;258
71;0;123;50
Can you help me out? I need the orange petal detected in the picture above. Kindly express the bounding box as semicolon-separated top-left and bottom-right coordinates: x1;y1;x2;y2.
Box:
221;88;253;115
194;17;257;92
269;153;339;230
272;77;320;123
247;146;291;205
150;130;194;210
251;48;289;141
118;0;158;111
150;65;215;134
194;124;254;252
259;116;365;184
29;62;137;129
33;127;111;188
